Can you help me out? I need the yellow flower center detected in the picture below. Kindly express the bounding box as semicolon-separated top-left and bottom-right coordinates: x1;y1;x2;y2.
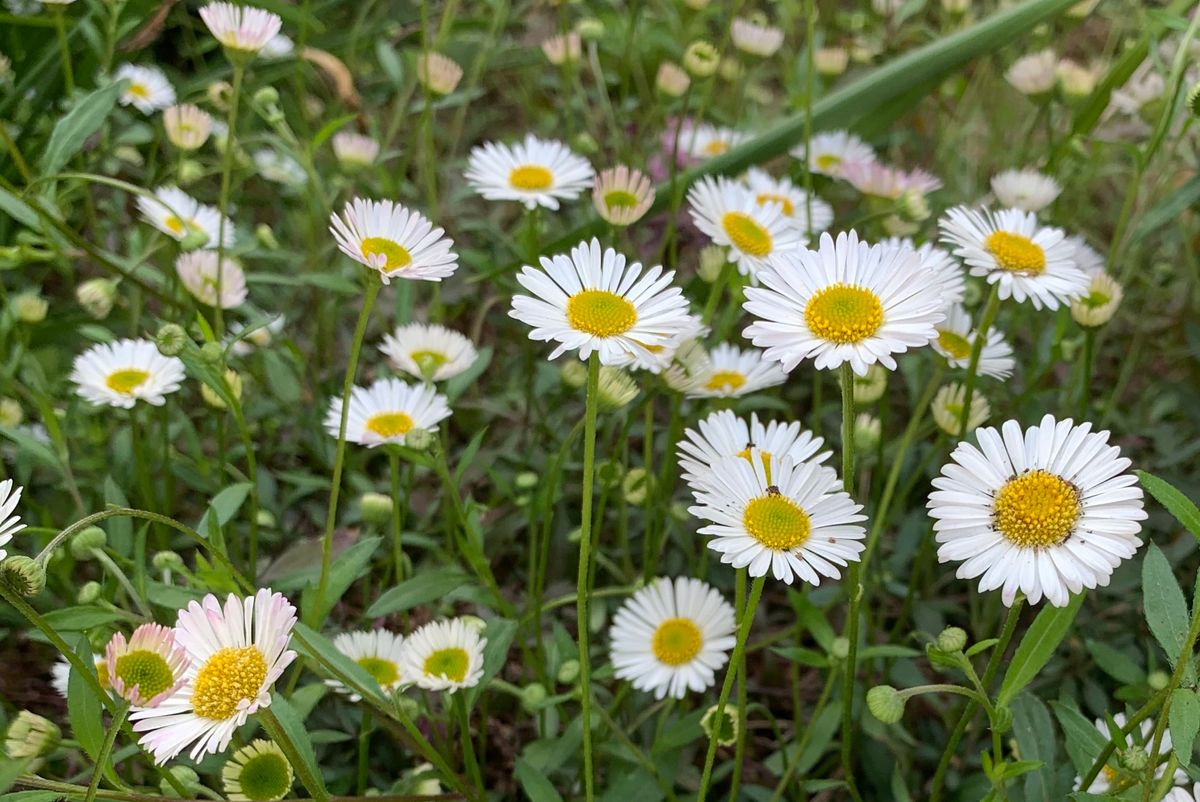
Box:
703;140;729;156
721;212;773;257
566;290;638;337
97;661;110;689
804;284;885;345
743;491;811;550
651;618;703;666
604;189;640;209
735;447;773;481
360;237;412;271
992;469;1081;548
365;411;414;438
816;153;841;171
191;646;268;720
704;370;747;393
129;83;149;99
755;192;795;216
984;231;1046;275
509;165;553;191
164;215;186;235
115;649;175;699
106;369;150;395
423;647;469;683
937;329;973;360
356;656;400;687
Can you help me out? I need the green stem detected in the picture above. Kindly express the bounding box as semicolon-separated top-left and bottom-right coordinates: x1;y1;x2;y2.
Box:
1078;327;1095;420
696;573;765;802
92;550;150;619
1077;691;1166;789
229;399;260;580
53;8;74;94
355;711;372;795
310;279;380;628
258;708;331;802
958;284;1001;433
389;451;405;582
213;62;243;340
1141;597;1200;802
837;363;864;801
577;352;601;801
730;570;748;800
767;670;837;802
84;703;129;802
454;694;483;791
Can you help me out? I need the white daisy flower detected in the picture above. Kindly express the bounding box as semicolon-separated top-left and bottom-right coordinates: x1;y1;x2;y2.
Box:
175;250;247;309
1005;49;1058;96
379;323;478;382
676;409;830;485
744;167;834;234
163;104;212;151
939;206;1088;309
260;34;294;60
331;132;380;169
509;237;694;367
136;186;234;249
790;130;876;178
51;658;111;699
688;450;867;585
730;17;784;57
253;149;306;187
105;623;190;708
668;342;786;399
222;739;294;801
990;169;1061;213
329;197;458;283
1164;783;1200;802
130;589;298;763
325;378;450;448
592;165;655;227
843;161;942;199
687;175;804;279
114;64;175;114
70;338;186;409
0;479;26;561
229;315;285;356
931;303;1015;379
931;382;990;437
326;630;406;700
398;619;486;693
880;236;965;304
686;123;744;161
608;576;736;700
743;231;945;376
199;2;283;57
464;134;594;210
928;414;1147;607
1075;713;1185;793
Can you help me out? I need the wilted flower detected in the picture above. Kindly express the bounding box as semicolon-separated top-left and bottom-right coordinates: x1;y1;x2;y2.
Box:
416;51;463;95
656;61;690;97
541;32;581;65
163;104;212;150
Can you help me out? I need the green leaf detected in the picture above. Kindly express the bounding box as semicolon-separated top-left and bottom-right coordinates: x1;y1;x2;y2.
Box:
39;81;124;177
267;694;326;799
514;756;564;802
365;567;472;617
291;624;387;705
1138;471;1200;541
67;638;104;760
997;594;1083;707
195;482;253;534
0;758;33;796
1142;544;1190;667
299;536;381;622
310;114;357;152
1011;694;1056;802
466;618;517;709
1170;688;1200;767
771;646;831;668
1085;640;1145;685
0;188;39;229
40;606;129;632
1052;701;1108;777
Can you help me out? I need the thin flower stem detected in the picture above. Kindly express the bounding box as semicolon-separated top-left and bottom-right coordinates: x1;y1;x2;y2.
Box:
1141;599;1200;802
258;708;331;802
388;450;405;582
1079;327;1096;420
577;352;601;801
838;362;864;802
696;572;765;802
92;550;150;619
229;399;260;579
355;710;372;795
84;703;129;802
767;669;837;802
214;61;244;340
957;284;1001;433
310;279;381;627
730;569;748;800
454;693;484;791
53;8;74;94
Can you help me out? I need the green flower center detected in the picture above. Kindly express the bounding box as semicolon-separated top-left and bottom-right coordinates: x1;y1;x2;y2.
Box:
356;656;400;687
236;751;293;801
114;649;175;699
423;647;469;683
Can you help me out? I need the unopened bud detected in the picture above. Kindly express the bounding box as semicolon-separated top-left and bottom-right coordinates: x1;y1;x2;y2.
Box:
404;427;435;452
622;467;652;505
156;323;189;357
360;492;394;526
515;472;539;490
199;341;224;365
830;636;851;661
698;244;728;282
200;369;243;410
12;292;47;323
0;397;22;427
866;685;906;724
560;360;588;388
557;659;580;685
152;550;184;572
177;158;205;186
683;41;719;77
936;627;968;653
255;223;280;251
76;581;103;605
520;682;547;710
1188;81;1200;119
207;81;233;110
5;710;61;758
76;278;117;319
1148;670;1170;691
1118;745;1149;772
1;556;47;597
70;526;107;560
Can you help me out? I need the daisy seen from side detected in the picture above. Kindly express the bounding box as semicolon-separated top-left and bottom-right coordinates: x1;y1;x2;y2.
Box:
329;197;458;283
70;338;186;409
324;378;451;448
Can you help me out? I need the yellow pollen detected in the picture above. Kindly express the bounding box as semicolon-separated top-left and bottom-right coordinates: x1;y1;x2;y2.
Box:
743;493;811;550
651;618;703;666
129;83;150;99
992;469;1081;548
509;165;553;191
705;370;747;393
604;189;640;209
114;649;175;698
566;290;638;337
356;656;400;687
191;646;267;720
937;329;972;360
164;215;186;235
365;411;415;438
721;212;773;257
816;153;841;171
96;660;110;690
360;237;412;271
755;192;795;216
804;283;884;345
735;447;773;482
423;647;470;683
984;231;1046;275
106;369;150;395
704;140;729;156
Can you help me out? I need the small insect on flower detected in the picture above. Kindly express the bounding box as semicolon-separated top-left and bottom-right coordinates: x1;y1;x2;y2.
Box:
105;623;190;707
928;414;1147;607
743;231;945;376
223;740;294;802
325;378;451;448
416;51;463;95
115;64;176;114
198;2;283;58
790;129;876;179
326;630;406;700
688;449;866;585
175;250;248;309
465;134;594;211
608;576;736;700
379;323;478;382
930;303;1015;379
0;478;26;561
990;168;1062;213
509;238;694;367
676;410;831;486
130;589;298;763
667;342;786;399
939;206;1088;309
329;197;459;283
70;338;186;409
592;165;655;227
137;186;234;249
163;104;212;151
744;167;834;235
687;175;804;280
399;619;486;693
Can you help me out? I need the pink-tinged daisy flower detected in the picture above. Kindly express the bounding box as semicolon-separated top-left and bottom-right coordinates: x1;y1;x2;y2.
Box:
198;3;283;56
105;623;190;707
329;198;458;283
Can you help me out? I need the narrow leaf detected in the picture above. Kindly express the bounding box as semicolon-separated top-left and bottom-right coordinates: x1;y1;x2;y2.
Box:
514;757;564;802
1170;688;1200;767
1142;544;1190;667
997;594;1083;707
1138;471;1200;541
365;567;472;617
1052;701;1108;777
39;81;124;176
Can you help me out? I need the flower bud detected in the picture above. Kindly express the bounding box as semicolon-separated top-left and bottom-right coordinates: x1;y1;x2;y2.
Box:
256;509;276;529
1118;745;1148;772
5;710;61;759
936;626;968;653
460;615;486;634
415;52;463;96
718;57;742;82
1071;272;1122;328
854;413;881;454
866;685;905;724
560;360;588;388
683;41;720;77
11;291;47;323
520;682;547;711
0;397;22;427
252;86;280;108
622;467;652;505
700;704;740;746
842;364;887;405
256;223;281;251
1148;670;1170;691
76;278;117;319
360;492;394;526
698;244;728;283
152;550;184;573
177;158;205;186
156;323;189;357
404;427;435;452
201;369;243;410
180;228;211;251
70;526;107;560
76;580;103;605
199;341;224;365
515;471;539;490
814;47;849;77
898;189;931;222
1;556;47;597
598;460;625;490
1188;81;1200;119
830;636;851;661
655;62;690;97
207;81;233;111
597;367;638;411
557;659;580;684
575;17;604;40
